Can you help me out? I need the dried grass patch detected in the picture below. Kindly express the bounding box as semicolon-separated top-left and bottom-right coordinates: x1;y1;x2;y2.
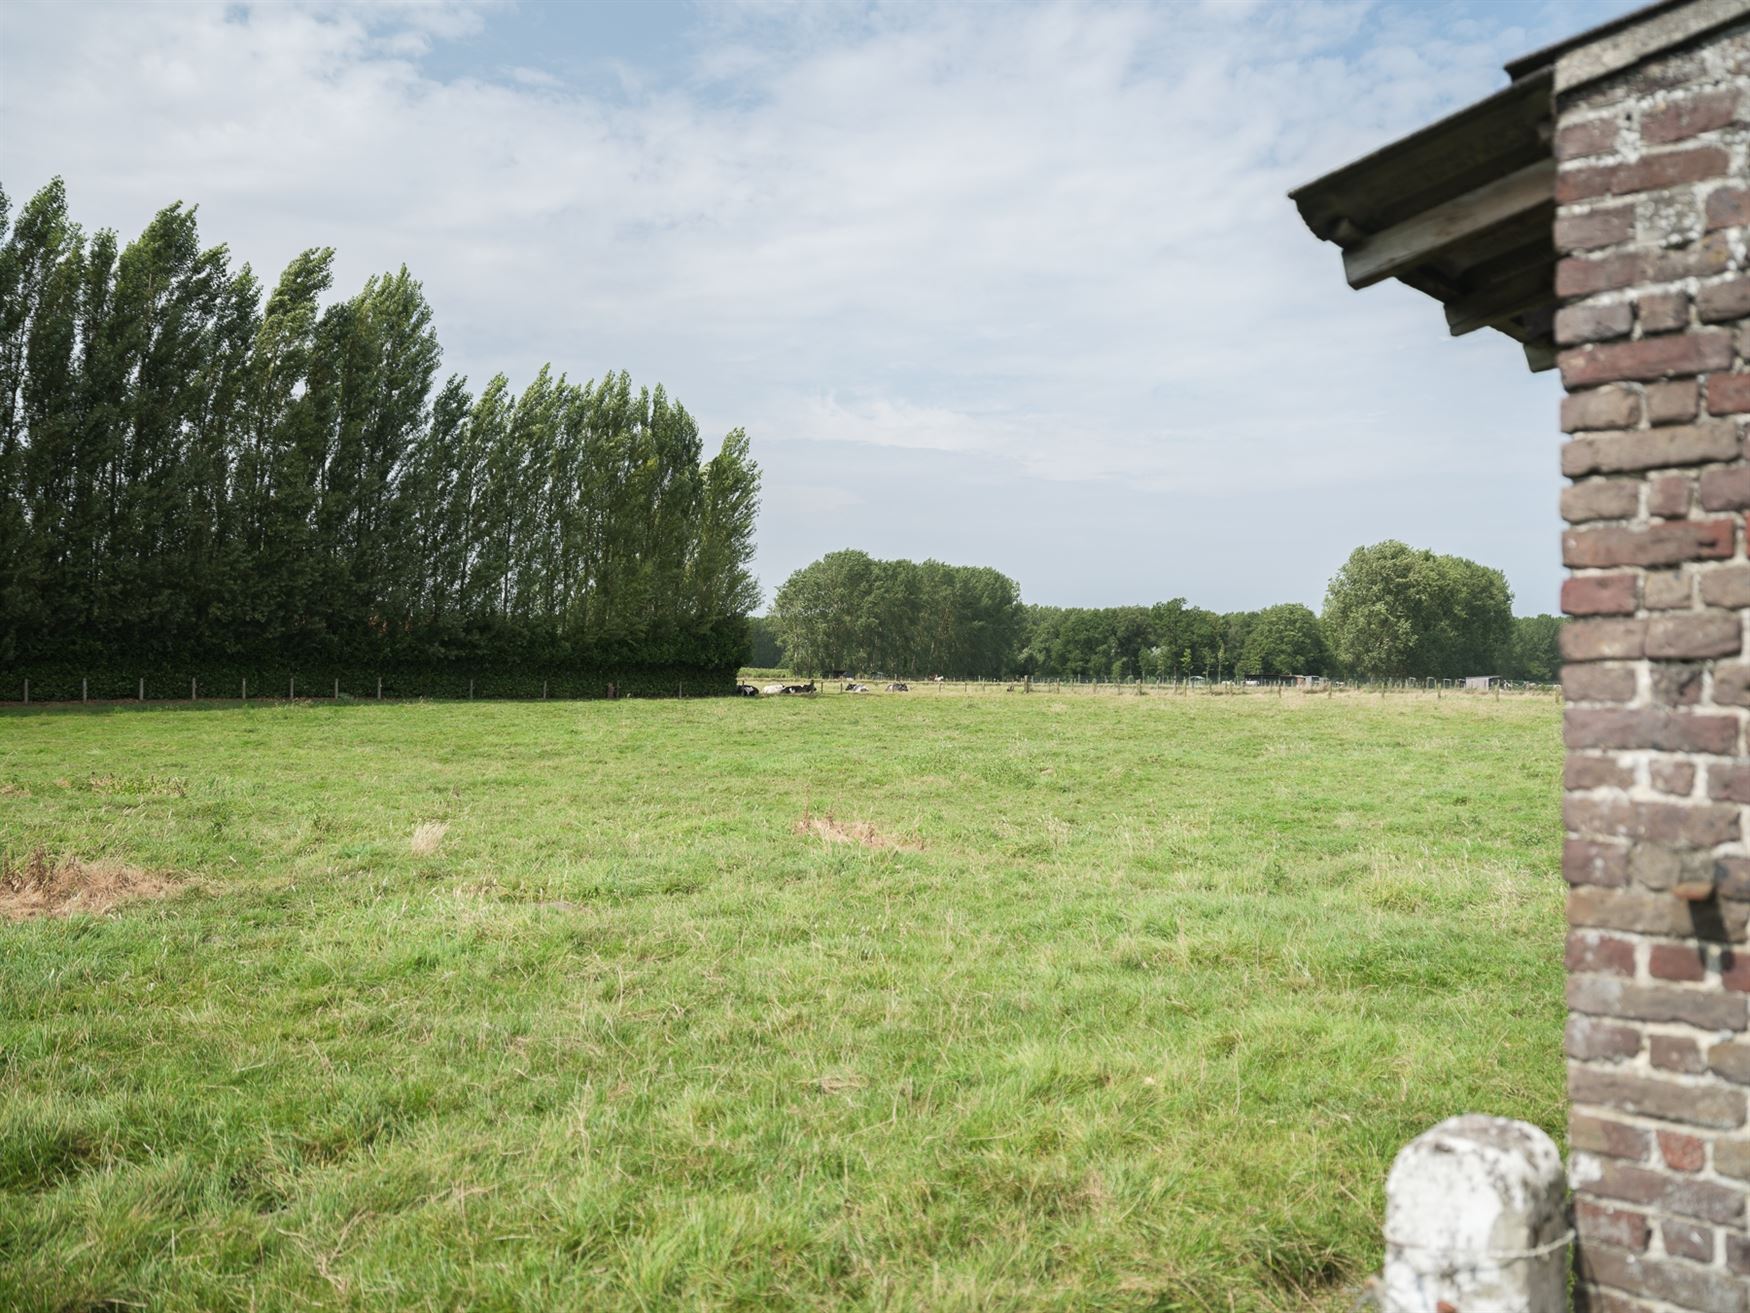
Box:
794;811;923;852
410;820;449;856
0;849;180;922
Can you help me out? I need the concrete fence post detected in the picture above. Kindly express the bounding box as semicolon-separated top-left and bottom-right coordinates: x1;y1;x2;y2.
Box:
1381;1115;1567;1313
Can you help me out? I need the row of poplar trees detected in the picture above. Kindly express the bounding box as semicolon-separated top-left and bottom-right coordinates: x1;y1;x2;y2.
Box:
0;181;761;695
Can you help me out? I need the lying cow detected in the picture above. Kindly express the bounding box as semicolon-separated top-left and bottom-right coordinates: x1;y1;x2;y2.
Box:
845;682;871;694
885;682;909;693
736;683;761;697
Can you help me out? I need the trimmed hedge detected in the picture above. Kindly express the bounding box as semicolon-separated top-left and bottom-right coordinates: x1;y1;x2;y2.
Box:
0;664;739;703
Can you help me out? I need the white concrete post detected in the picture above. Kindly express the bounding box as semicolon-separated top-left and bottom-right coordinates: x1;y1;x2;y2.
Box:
1381;1115;1567;1313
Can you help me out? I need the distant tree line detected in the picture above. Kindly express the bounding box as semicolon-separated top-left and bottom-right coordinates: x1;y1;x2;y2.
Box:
0;180;760;696
766;541;1562;683
769;550;1023;677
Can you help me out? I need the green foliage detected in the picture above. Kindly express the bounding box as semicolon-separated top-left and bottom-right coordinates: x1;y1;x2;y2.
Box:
1321;541;1513;679
0;694;1566;1311
1233;604;1329;679
0;180;760;688
1500;614;1564;683
771;551;1023;677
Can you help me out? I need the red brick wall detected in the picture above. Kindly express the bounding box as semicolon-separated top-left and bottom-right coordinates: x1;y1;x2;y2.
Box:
1556;22;1750;1312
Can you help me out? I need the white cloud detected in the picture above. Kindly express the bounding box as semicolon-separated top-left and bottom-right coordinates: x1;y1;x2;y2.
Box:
0;0;1639;609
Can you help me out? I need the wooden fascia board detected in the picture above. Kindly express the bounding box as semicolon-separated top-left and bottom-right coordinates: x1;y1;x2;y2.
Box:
1341;159;1556;290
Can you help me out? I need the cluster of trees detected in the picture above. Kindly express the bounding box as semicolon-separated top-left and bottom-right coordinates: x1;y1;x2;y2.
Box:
768;550;1023;677
0;181;759;690
1017;600;1327;682
764;542;1563;683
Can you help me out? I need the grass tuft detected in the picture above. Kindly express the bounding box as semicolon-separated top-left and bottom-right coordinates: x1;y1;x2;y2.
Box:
409;820;449;856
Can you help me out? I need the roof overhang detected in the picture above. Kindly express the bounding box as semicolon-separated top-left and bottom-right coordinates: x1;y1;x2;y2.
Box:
1287;0;1745;374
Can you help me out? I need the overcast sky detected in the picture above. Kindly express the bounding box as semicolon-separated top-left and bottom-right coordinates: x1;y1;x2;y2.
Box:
2;0;1641;614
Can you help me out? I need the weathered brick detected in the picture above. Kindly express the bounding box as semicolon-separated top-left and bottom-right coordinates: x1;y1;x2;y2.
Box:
1564;574;1639;616
1659;1217;1713;1263
1726;943;1750;987
1706;374;1750;415
1717;858;1750;900
1700;564;1750;607
1644;570;1693;610
1562;618;1646;660
1649;230;1734;282
1698;276;1750;323
1556;115;1623;161
1559;300;1634;345
1650;1035;1705;1073
1718;1137;1750;1181
1562;420;1739;475
1563;385;1644;433
1568;1014;1643;1060
1568;928;1638;974
1710;762;1750;802
1576;1198;1651;1251
1558;251;1648;298
1630;798;1742;845
1650;758;1695;794
1561;331;1737;387
1628;842;1713;892
1642;88;1741;144
1558;205;1636;250
1713;662;1750;706
1714;1040;1750;1085
1636;289;1689;335
1647;474;1691;518
1576;1241;1746;1312
1567;958;1750;1028
1562;479;1640;522
1700;464;1750;507
1645;610;1741;659
1574;1150;1749;1220
1563;663;1638;702
1557;146;1733;203
1566;835;1630;886
1562;519;1734;568
1564;708;1739;754
1572;1111;1653;1161
1566;753;1635;789
1649;942;1707;982
1732;1231;1750;1276
1707;185;1750;232
1657;1127;1707;1170
1647;378;1699;424
1649;661;1706;705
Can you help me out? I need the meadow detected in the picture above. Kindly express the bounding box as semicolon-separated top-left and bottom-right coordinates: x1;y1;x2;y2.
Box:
0;689;1565;1312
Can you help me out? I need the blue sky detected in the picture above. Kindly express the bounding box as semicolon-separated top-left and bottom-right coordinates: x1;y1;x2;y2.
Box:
2;0;1642;614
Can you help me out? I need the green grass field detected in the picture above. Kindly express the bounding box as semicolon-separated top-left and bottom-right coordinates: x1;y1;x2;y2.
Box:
0;690;1565;1312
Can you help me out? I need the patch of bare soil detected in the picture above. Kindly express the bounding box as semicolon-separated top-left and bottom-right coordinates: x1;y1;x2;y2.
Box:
794;811;924;851
0;849;180;922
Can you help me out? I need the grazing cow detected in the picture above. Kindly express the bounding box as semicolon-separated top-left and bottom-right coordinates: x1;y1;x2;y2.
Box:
885;682;909;693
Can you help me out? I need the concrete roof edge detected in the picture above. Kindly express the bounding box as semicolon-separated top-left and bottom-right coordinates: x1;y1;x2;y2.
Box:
1551;0;1750;95
1502;0;1695;81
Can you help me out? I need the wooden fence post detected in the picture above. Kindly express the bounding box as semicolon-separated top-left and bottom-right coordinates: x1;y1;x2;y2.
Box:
469;679;474;701
242;678;248;703
82;677;87;704
22;678;27;704
377;677;382;700
191;677;197;702
139;677;144;702
333;678;339;700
